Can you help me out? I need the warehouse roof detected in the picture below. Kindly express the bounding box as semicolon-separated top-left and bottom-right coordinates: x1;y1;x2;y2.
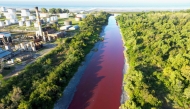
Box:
0;48;11;58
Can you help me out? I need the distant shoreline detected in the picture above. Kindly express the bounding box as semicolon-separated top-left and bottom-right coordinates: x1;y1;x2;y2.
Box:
1;6;190;12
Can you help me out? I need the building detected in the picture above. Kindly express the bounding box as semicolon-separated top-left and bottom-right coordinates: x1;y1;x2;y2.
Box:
59;13;69;18
0;48;11;60
40;13;49;18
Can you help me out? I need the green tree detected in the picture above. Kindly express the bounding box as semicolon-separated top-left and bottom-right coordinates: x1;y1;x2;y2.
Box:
49;8;56;14
41;8;48;13
55;8;62;13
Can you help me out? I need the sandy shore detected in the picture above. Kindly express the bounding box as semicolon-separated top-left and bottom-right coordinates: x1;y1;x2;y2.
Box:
54;27;105;109
118;22;129;105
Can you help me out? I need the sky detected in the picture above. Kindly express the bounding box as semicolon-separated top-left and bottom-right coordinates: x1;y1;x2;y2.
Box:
1;0;190;7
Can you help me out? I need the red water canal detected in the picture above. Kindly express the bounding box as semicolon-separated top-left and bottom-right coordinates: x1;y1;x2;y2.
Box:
68;16;124;109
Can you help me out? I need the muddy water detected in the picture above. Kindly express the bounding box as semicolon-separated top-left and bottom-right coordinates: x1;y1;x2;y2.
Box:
68;16;124;109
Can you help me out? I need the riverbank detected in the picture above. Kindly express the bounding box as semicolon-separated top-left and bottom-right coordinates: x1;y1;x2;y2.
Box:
117;21;130;108
54;29;105;109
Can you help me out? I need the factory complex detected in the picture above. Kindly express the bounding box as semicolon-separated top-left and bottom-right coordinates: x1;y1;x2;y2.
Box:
0;6;87;75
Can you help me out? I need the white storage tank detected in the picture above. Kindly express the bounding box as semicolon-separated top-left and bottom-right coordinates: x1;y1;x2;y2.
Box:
10;19;18;24
1;7;6;12
25;20;31;27
51;16;58;21
64;21;72;25
76;14;86;19
21;9;30;16
34;23;38;27
40;13;49;18
29;16;35;20
50;16;55;21
20;43;26;50
46;18;50;22
59;13;69;18
0;21;4;27
19;21;23;26
75;17;81;21
5;20;10;25
21;17;26;21
7;8;16;14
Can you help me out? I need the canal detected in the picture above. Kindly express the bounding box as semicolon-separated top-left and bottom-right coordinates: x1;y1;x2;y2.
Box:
68;16;124;109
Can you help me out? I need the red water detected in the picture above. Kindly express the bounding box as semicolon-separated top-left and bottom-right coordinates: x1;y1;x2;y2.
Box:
68;16;124;109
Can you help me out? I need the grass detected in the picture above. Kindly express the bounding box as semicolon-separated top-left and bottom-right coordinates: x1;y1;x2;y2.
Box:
58;16;81;26
1;66;15;77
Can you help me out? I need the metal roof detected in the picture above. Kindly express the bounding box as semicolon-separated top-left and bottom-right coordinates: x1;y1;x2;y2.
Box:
0;48;11;58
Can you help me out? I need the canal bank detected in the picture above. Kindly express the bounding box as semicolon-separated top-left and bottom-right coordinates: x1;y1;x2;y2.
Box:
54;16;125;109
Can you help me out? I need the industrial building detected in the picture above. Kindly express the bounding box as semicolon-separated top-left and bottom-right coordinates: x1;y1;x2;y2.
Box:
0;48;11;60
59;13;69;18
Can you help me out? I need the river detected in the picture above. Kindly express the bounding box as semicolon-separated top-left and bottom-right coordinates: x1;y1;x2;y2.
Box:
67;16;124;109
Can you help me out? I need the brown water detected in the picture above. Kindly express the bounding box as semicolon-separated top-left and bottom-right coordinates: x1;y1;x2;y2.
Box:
68;16;124;109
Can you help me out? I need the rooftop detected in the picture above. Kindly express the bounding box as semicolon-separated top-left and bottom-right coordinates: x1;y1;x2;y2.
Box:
0;48;11;58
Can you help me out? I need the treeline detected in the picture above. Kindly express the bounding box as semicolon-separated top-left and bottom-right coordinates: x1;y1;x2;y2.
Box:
117;11;190;109
0;12;110;109
41;8;69;14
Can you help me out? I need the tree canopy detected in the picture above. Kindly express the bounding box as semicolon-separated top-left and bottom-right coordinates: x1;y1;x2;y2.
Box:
117;11;190;109
0;12;110;109
41;8;48;13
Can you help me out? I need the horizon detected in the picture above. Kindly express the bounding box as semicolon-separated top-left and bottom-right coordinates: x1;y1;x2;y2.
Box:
1;0;190;7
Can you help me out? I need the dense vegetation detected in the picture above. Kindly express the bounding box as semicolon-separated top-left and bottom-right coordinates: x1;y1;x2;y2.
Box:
0;12;110;109
117;11;190;109
41;8;69;14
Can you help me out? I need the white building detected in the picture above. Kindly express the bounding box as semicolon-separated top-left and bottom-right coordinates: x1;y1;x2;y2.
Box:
21;9;30;16
40;13;49;18
59;13;69;18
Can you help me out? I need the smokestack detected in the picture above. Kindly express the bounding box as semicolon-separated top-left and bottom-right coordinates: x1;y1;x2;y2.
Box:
35;7;46;42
